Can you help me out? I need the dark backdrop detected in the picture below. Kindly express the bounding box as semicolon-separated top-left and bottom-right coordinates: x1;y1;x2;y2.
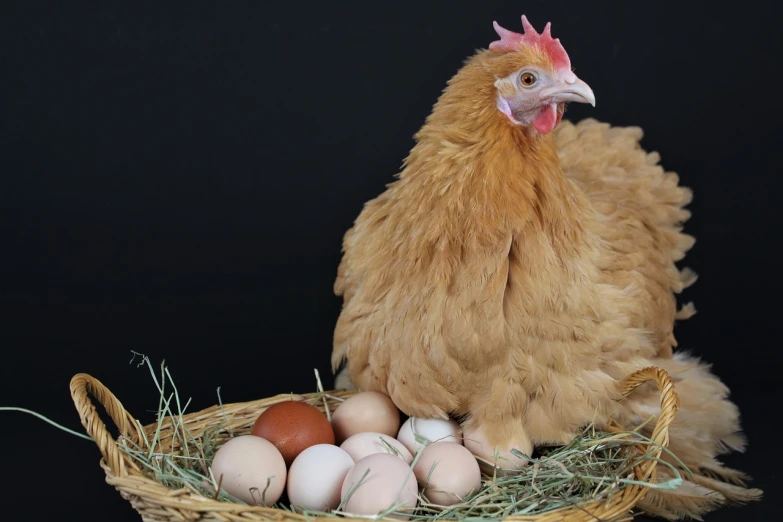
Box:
1;1;780;521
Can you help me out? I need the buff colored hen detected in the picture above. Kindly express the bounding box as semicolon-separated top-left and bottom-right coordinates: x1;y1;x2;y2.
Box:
331;15;761;518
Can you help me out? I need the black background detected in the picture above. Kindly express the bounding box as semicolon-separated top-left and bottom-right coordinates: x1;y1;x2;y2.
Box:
1;1;781;520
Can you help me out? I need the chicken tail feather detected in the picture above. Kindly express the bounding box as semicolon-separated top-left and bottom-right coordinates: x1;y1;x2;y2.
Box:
636;480;725;521
636;467;763;520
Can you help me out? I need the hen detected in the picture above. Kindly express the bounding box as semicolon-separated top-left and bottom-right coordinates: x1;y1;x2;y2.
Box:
331;15;761;518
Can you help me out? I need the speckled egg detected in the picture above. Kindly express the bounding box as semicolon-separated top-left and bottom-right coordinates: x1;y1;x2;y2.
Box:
210;435;287;506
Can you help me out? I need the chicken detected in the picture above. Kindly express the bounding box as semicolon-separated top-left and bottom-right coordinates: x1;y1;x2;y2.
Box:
331;15;761;518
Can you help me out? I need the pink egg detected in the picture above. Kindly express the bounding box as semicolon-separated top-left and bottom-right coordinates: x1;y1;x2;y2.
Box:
330;391;401;444
413;442;481;506
340;432;413;464
340;453;418;520
210;435;287;506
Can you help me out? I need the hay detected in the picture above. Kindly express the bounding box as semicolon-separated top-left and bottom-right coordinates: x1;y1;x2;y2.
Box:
3;352;687;521
104;352;689;519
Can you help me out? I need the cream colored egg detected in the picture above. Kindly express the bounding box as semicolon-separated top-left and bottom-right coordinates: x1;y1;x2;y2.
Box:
331;391;401;444
396;417;462;455
413;442;481;506
210;435;287;505
340;453;419;520
287;444;355;512
340;432;413;464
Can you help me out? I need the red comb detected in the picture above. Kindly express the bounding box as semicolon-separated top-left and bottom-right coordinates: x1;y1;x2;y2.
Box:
489;15;571;70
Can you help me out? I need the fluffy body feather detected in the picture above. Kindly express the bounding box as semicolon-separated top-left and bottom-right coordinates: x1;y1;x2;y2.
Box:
331;43;760;518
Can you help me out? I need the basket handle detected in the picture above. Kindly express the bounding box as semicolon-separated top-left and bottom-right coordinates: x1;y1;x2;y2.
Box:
70;373;141;477
613;366;681;479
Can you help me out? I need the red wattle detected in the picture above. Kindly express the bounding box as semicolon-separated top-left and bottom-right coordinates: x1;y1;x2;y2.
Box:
532;104;558;134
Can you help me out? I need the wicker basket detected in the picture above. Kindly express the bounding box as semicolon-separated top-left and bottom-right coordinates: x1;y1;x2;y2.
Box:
70;366;679;522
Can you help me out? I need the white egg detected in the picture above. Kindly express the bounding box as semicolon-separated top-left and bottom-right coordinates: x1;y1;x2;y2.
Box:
340;431;413;464
287;444;355;512
396;416;462;454
209;435;286;506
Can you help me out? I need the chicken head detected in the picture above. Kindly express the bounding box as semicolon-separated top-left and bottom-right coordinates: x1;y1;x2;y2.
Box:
491;16;595;134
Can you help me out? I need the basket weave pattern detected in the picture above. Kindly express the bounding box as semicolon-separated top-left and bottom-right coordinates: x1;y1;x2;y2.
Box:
70;366;680;522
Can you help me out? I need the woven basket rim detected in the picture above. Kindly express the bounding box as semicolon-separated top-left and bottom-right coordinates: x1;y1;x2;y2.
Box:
70;366;680;522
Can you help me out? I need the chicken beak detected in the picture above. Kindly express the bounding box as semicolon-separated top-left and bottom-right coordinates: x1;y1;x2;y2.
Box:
546;77;596;107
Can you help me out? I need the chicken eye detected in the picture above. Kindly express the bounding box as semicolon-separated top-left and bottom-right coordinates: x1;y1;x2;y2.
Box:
519;72;537;87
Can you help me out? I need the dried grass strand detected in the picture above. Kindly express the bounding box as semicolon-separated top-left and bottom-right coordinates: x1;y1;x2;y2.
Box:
69;358;681;522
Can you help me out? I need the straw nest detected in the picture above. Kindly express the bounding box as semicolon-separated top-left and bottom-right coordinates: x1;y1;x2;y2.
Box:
69;354;684;522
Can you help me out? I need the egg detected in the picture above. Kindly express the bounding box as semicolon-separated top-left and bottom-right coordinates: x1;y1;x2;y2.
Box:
286;444;355;512
251;399;335;466
210;435;287;506
340;431;413;464
396;417;462;455
412;442;481;506
330;391;401;444
340;453;419;520
462;426;532;474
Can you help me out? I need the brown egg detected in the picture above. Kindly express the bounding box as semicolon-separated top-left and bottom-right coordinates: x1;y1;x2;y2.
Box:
251;400;335;466
330;391;401;444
